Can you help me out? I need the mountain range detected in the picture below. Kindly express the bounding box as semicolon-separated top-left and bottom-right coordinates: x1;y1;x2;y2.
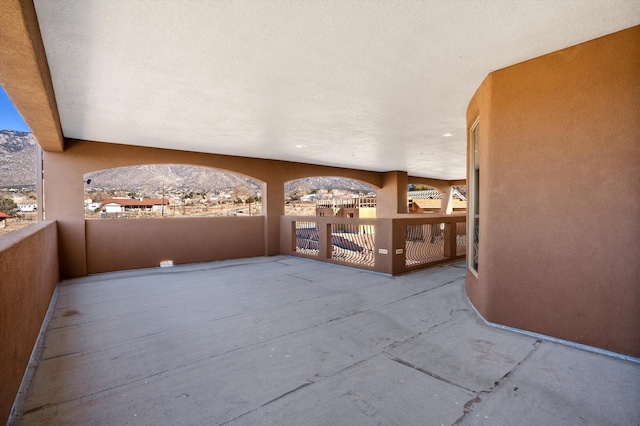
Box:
0;130;374;194
0;130;37;187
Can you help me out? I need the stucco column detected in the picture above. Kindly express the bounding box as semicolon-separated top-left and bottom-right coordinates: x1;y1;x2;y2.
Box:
376;171;408;217
43;151;87;277
439;186;454;214
262;180;285;256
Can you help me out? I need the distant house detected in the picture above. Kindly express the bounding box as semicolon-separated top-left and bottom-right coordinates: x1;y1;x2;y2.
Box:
102;198;169;213
0;212;9;228
408;189;467;213
85;202;101;211
84;198;101;212
300;194;318;202
18;204;37;212
315;197;377;219
314;190;466;217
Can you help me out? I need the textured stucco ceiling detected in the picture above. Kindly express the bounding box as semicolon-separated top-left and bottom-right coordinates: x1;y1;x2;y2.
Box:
33;0;640;180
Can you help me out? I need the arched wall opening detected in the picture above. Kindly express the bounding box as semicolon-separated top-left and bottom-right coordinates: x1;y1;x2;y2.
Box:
83;164;263;219
79;164;266;274
284;176;376;218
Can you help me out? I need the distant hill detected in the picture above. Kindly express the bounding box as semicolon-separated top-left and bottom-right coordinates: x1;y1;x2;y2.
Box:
0;131;374;194
0;130;37;187
284;177;374;194
86;164;261;193
88;165;374;194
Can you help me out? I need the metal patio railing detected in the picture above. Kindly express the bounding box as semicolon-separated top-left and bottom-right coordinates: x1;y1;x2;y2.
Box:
330;223;375;267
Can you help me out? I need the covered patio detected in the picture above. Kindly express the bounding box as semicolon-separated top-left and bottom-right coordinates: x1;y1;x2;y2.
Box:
12;257;640;425
2;1;639;423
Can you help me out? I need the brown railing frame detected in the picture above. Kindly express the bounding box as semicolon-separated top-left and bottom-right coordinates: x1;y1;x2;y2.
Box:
284;216;383;272
281;214;466;275
393;215;467;275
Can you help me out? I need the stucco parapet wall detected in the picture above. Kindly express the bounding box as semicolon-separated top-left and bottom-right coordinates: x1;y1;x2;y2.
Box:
59;138;385;188
0;220;56;251
0;220;59;424
85;216;266;274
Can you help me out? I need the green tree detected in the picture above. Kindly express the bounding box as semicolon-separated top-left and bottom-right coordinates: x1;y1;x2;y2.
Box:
0;198;18;217
408;184;432;191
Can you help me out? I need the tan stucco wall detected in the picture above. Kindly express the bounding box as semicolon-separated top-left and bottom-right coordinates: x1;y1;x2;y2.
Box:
43;140;392;278
0;221;59;424
86;217;265;274
466;26;640;357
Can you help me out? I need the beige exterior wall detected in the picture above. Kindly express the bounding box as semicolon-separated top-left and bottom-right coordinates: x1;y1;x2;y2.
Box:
466;26;640;357
0;221;59;423
315;207;334;217
358;207;377;219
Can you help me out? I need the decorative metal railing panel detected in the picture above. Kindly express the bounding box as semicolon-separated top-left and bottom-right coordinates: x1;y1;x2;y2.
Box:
294;221;320;256
316;197;377;209
330;223;375;267
456;221;467;256
405;223;447;266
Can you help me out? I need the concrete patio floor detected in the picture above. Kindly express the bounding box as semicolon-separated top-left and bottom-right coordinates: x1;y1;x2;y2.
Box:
11;256;640;425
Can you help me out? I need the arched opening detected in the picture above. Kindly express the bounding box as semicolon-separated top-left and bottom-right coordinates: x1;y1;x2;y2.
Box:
284;176;377;268
284;176;376;217
84;164;263;219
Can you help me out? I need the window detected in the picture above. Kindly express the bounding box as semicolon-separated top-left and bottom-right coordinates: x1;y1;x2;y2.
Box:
469;120;480;275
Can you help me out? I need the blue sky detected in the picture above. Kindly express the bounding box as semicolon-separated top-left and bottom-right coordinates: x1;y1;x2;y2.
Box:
0;86;31;132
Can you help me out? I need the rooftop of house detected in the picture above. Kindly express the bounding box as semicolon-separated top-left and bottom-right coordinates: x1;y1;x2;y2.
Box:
408;189;467;201
103;198;170;207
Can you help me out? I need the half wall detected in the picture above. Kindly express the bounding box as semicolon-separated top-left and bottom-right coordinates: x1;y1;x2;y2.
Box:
0;221;59;423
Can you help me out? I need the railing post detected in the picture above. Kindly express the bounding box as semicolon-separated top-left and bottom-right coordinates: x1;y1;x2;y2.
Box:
393;219;407;275
373;219;394;274
444;220;456;259
319;221;331;260
290;221;297;253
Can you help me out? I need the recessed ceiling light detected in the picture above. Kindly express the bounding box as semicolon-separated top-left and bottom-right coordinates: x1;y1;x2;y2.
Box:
443;133;453;137
295;144;305;148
